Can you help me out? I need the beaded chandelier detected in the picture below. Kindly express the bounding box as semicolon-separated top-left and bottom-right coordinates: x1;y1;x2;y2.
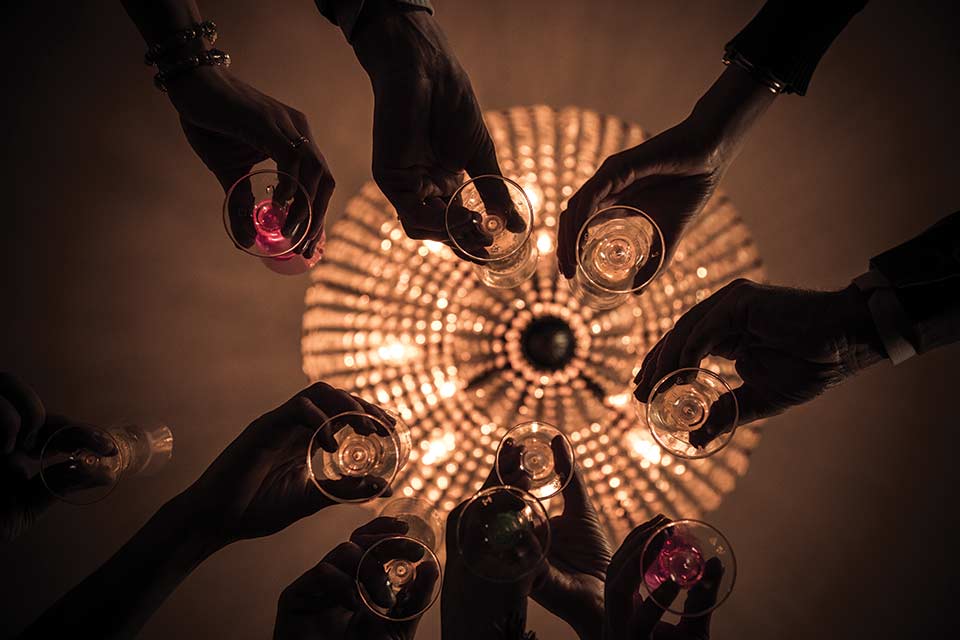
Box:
302;105;765;542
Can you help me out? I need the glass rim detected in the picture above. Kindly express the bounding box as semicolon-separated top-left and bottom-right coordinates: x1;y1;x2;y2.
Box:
222;168;312;258
639;518;737;617
355;535;443;622
306;410;400;503
456;485;551;583
495;420;574;498
444;174;534;263
40;424;123;505
378;497;443;550
645;367;739;460
575;205;666;294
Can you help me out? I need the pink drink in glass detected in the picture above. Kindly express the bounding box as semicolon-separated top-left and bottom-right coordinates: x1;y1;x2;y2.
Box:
253;199;323;275
643;534;705;590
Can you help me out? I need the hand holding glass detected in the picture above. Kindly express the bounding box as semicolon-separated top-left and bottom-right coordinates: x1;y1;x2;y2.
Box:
495;421;574;500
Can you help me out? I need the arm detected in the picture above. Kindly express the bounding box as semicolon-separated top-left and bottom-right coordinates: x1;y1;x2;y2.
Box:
120;0;333;259
557;0;867;280
20;495;216;639
19;382;391;638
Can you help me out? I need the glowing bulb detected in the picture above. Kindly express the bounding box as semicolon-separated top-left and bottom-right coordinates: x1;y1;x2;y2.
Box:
536;230;555;254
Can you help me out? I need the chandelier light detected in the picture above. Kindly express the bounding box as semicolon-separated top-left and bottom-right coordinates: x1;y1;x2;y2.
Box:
302;105;765;542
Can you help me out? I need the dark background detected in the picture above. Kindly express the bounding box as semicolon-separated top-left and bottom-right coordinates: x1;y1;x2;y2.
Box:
1;1;956;638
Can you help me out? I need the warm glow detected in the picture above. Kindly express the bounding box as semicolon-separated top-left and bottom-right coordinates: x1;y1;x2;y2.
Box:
302;106;765;542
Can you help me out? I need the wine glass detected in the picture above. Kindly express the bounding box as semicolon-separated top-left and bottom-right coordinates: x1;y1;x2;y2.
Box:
445;175;538;288
639;519;736;617
495;421;574;500
641;367;739;459
356;499;443;621
223;168;322;275
456;486;550;582
306;411;411;503
570;205;665;309
40;422;174;505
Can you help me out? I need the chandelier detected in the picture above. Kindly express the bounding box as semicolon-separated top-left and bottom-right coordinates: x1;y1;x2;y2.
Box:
302;105;765;543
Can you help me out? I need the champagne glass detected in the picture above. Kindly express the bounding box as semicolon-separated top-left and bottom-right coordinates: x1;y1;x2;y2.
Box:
570;205;665;309
307;411;411;503
641;367;738;459
446;175;538;288
639;519;736;617
495;421;574;500
456;486;550;582
223;168;322;275
356;499;443;621
40;422;174;505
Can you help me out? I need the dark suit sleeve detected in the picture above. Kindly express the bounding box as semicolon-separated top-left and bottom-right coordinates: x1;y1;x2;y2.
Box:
724;0;867;95
314;0;433;42
868;211;960;357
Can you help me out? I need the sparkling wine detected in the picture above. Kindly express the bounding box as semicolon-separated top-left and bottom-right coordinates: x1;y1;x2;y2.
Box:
581;217;653;289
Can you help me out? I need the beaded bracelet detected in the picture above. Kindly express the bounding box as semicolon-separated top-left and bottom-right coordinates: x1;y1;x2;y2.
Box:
144;20;218;66
153;49;231;92
722;50;785;95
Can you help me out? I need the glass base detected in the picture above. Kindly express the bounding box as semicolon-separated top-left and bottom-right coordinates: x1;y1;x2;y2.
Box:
568;272;628;309
476;244;539;289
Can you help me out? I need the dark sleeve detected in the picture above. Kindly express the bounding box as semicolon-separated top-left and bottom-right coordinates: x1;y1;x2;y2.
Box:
314;0;433;42
869;211;960;356
724;0;867;95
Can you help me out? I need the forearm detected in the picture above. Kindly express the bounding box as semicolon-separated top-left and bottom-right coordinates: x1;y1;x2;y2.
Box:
20;493;220;639
121;0;203;45
688;64;777;162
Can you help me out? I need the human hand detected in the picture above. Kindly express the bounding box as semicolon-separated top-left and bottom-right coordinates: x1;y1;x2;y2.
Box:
558;64;777;282
605;515;724;640
352;6;505;245
442;467;541;640
274;516;432;640
634;279;886;441
166;65;333;258
498;436;611;640
178;382;395;548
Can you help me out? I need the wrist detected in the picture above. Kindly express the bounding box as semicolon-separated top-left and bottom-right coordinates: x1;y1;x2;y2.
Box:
835;284;888;373
351;5;444;80
162;490;230;558
688;64;777;159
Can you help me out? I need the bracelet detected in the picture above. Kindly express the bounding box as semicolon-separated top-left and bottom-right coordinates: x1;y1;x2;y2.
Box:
144;20;218;66
722;50;785;95
153;49;231;92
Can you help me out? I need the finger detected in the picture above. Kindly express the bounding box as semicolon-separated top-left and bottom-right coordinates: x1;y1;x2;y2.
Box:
38;424;119;457
357;549;397;610
496;437;529;489
397;197;452;243
323;540;365;572
689;391;738;449
304;168;335;259
318;475;391;502
557;155;630;278
351;396;394;436
0;373;45;452
284;110;334;258
370;536;426;564
391;557;440;619
289;558;360;610
551;435;579;506
350;516;409;544
642;280;745;395
608;515;671;588
634;339;668;404
677;556;724;636
630;581;680;636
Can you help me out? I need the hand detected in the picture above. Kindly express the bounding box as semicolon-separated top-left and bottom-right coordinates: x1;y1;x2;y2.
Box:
605;516;723;640
499;437;611;640
178;382;395;548
352;6;503;244
274;517;431;640
442;467;538;640
0;373;50;541
634;279;886;440
167;65;333;258
558;64;777;281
